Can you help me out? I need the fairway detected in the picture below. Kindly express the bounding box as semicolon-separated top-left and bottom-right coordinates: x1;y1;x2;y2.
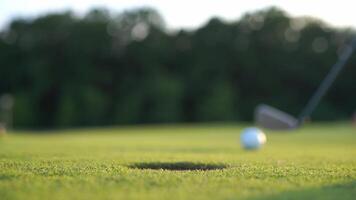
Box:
1;123;356;200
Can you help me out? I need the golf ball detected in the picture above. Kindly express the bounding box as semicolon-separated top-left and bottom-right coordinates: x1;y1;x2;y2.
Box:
240;127;266;150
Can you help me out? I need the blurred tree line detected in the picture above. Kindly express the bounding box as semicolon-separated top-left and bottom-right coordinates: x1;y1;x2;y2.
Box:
0;7;355;128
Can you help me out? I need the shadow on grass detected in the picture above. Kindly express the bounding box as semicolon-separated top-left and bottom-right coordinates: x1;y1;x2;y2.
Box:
129;162;227;171
0;174;16;181
247;181;356;200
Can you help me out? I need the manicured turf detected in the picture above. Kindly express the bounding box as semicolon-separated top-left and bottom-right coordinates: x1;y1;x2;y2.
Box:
0;123;355;200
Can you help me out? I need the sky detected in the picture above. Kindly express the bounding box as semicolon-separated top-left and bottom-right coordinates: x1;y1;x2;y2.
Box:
0;0;355;30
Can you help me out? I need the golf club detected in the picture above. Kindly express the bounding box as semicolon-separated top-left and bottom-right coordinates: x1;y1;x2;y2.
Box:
255;37;356;130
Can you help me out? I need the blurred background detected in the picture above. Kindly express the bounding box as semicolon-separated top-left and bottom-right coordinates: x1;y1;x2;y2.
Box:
0;0;355;129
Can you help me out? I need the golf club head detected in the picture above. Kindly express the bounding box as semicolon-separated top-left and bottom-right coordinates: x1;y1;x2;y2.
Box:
254;104;300;130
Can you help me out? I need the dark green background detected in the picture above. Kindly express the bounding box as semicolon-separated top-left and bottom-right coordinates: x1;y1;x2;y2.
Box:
0;7;355;128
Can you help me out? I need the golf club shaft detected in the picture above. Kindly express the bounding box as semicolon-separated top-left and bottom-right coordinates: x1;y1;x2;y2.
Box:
298;38;356;122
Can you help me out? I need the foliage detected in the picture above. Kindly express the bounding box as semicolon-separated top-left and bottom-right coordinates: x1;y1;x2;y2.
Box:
0;7;355;128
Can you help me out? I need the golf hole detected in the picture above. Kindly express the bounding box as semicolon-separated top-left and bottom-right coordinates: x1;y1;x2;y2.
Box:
129;162;227;171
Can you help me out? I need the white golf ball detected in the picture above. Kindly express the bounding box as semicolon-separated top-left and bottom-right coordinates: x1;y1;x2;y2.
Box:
240;127;267;150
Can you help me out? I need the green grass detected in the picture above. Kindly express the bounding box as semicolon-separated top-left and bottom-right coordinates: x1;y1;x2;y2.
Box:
0;123;356;200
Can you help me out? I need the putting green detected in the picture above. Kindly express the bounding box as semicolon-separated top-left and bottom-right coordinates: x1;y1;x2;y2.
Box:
0;123;355;200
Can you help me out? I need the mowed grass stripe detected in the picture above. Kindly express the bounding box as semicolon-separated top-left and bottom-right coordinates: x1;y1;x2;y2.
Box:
0;123;355;200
